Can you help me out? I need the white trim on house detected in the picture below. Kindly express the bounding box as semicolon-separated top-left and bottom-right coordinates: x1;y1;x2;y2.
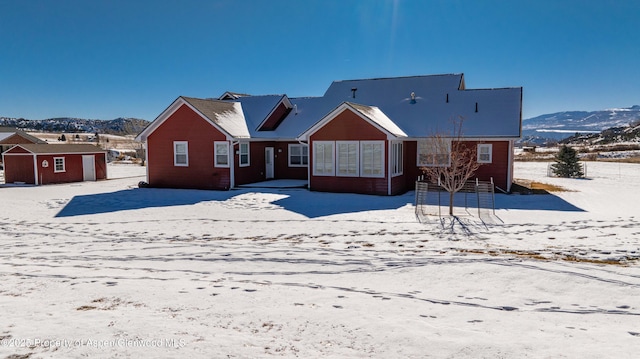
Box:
136;97;237;142
238;142;250;167
390;141;403;177
173;141;189;167
298;102;407;141
336;141;359;177
53;157;66;173
312;141;334;176
288;143;308;167
477;143;493;163
214;141;230;168
360;141;384;178
33;153;38;185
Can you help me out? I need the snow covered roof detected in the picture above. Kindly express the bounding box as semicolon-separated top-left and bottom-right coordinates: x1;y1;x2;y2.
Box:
321;74;522;138
139;73;522;142
181;97;250;138
299;102;408;140
136;96;250;141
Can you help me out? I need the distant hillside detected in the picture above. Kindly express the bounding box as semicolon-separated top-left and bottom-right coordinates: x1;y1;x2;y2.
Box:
561;121;640;146
520;105;640;146
0;117;149;136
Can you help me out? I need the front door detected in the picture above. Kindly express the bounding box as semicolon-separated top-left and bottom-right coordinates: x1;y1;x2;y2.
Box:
82;155;96;181
265;147;274;179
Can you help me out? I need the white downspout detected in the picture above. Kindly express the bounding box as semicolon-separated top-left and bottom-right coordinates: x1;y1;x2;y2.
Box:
298;139;310;190
507;139;514;192
230;140;237;189
387;140;392;195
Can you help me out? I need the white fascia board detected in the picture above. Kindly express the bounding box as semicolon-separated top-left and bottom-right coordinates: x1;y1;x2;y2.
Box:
254;95;293;131
135;97;236;142
135;97;185;142
297;102;405;141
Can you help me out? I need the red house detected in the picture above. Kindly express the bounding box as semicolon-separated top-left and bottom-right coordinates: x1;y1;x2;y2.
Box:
0;127;47;166
137;74;522;194
2;144;107;185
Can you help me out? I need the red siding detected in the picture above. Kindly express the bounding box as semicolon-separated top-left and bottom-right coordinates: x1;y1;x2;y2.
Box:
3;152;106;185
309;110;388;195
234;141;309;185
258;102;291;131
234;142;270;185
3;154;34;184
147;104;231;190
275;142;308;180
405;140;512;192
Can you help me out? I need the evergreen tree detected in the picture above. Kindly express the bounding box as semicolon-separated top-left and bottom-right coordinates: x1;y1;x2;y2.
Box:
551;145;584;178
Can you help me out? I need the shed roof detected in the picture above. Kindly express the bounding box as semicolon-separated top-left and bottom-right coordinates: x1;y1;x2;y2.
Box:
7;144;105;154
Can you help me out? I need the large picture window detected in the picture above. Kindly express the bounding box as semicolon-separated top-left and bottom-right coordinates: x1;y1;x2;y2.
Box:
417;139;451;167
360;141;384;178
336;141;359;177
239;142;250;167
214;141;229;167
313;141;334;176
173;141;188;166
288;144;308;167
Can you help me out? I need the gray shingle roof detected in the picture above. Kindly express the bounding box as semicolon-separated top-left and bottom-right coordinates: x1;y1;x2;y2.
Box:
9;143;105;154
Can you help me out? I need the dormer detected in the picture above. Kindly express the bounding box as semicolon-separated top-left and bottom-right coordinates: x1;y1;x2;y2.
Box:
257;95;293;131
219;91;250;100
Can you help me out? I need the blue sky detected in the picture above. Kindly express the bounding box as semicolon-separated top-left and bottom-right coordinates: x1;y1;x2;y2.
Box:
1;0;638;121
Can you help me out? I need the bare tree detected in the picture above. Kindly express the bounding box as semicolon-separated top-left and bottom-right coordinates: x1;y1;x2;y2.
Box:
420;117;481;216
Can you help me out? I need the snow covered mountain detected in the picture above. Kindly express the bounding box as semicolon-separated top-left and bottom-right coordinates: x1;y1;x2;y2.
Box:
0;117;148;136
520;105;640;145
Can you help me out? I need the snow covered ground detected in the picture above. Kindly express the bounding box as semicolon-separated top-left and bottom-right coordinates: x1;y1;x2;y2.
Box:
1;162;639;358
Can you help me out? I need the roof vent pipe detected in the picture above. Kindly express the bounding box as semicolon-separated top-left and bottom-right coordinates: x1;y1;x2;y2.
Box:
294;104;298;115
351;87;357;98
475;102;478;112
446;93;449;103
410;92;416;104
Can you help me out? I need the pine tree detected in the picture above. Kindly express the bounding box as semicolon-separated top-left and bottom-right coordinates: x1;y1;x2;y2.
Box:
551;145;584;178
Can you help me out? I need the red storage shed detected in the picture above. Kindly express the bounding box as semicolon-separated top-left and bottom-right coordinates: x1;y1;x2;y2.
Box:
2;144;107;185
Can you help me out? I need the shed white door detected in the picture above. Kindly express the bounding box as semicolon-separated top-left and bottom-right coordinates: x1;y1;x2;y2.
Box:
82;155;96;181
265;147;274;179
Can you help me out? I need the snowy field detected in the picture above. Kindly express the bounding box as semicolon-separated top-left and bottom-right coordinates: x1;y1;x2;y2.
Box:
1;162;639;358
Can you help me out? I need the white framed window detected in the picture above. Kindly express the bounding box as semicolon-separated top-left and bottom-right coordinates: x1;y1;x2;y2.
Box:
313;141;334;176
239;142;250;167
417;139;451;167
336;141;359;177
54;157;65;173
288;144;308;167
173;141;188;166
214;141;230;167
391;141;403;176
477;143;493;163
360;141;384;178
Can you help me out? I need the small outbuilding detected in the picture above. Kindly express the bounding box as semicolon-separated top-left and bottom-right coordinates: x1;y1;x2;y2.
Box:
2;144;107;185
